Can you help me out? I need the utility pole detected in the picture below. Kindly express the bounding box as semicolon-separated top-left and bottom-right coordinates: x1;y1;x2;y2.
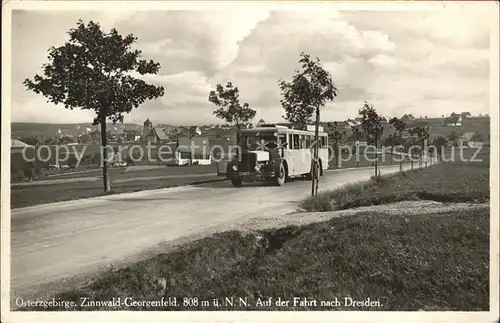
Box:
311;105;320;198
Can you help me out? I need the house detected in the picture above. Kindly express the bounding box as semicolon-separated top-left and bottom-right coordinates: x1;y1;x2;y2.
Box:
89;130;101;143
458;132;475;147
189;126;202;136
11;139;34;154
107;129;125;143
401;114;415;121
345;119;357;128
145;126;170;144
175;136;211;165
124;129;142;142
445;114;463;127
256;119;266;127
458;132;485;148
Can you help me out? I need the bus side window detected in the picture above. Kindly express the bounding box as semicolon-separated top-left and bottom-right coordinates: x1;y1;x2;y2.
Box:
305;135;311;149
320;136;325;148
293;134;300;149
279;134;287;149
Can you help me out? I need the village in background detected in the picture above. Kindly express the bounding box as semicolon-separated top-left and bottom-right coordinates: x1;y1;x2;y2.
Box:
10;111;490;181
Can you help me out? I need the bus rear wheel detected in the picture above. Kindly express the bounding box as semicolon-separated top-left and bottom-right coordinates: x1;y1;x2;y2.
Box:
306;161;320;180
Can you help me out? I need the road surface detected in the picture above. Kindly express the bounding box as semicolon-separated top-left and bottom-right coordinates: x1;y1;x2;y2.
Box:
11;164;420;299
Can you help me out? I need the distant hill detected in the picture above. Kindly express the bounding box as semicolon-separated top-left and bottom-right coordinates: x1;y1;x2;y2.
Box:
11;122;142;139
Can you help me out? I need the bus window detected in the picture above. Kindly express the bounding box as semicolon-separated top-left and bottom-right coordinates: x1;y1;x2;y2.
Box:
305;135;311;149
278;134;288;149
319;136;325;148
301;135;308;149
293;134;300;150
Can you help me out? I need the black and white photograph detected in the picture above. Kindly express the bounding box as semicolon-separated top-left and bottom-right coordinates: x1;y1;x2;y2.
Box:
1;1;499;322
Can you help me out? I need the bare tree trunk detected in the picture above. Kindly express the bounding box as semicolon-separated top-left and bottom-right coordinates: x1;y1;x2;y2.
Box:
100;116;111;194
311;106;320;197
374;136;378;177
334;142;339;168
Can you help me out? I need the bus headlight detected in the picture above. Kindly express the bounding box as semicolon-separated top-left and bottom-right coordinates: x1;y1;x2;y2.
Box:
232;165;238;171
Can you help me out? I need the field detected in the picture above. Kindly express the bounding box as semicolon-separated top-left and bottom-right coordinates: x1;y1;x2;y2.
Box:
19;145;491;311
11;165;222;209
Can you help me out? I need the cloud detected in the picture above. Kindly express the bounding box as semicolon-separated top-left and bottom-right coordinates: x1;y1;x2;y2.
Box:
116;10;270;74
11;7;492;125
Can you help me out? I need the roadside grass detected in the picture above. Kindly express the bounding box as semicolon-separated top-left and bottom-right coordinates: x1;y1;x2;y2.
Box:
22;207;489;311
302;161;490;212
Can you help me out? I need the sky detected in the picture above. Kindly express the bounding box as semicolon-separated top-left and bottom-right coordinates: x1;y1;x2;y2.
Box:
10;4;493;126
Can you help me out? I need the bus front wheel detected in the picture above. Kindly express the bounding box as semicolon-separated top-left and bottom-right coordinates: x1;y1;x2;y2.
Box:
231;178;242;187
275;163;286;186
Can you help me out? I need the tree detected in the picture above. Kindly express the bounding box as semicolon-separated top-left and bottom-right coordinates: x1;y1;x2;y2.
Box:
460;112;471;120
359;102;384;177
431;136;448;162
448;131;459;146
279;52;338;197
278;53;337;130
208;81;256;145
408;125;430;167
389;117;407;171
24;20;164;193
327;122;346;168
382;134;397;165
349;125;363;167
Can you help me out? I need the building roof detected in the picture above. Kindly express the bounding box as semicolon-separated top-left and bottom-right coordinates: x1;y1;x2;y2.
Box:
11;139;33;148
149;127;169;140
445;115;461;124
460;132;476;141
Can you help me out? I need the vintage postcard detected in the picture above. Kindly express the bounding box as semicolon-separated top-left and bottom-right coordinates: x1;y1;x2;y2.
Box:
1;1;499;322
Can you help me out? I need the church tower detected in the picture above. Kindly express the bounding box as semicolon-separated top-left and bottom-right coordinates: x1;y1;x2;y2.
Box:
143;118;153;142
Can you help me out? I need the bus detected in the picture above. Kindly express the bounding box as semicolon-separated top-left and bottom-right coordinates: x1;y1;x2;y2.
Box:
220;124;329;187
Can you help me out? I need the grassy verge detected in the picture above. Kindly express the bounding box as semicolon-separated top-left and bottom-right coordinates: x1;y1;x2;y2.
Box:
11;176;225;209
302;161;489;212
20;207;489;311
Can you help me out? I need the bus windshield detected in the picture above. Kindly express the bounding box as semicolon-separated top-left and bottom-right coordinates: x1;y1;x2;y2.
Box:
240;132;279;151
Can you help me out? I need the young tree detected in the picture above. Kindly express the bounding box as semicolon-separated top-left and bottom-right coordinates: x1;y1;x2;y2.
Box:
208;81;256;145
431;136;448;162
24;20;165;193
408;125;430;167
279;52;338;197
382;133;396;165
327;122;346;168
278;53;337;130
359;102;384;177
447;131;459;146
349;125;363;167
389;117;407;171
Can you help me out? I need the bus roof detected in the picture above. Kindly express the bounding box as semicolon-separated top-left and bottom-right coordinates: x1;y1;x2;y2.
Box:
240;125;327;136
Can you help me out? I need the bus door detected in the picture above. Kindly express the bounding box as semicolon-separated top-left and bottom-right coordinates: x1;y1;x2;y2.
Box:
278;132;293;174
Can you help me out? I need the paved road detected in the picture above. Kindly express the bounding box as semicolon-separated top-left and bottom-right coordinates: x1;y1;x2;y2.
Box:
11;164;422;298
